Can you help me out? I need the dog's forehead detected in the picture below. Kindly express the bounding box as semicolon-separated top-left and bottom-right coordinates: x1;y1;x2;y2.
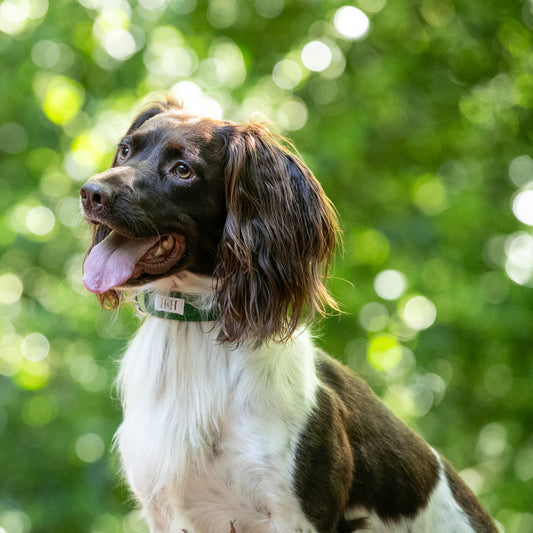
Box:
135;111;220;141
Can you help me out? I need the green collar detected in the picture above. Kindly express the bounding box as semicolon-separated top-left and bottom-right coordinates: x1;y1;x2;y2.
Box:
135;291;220;322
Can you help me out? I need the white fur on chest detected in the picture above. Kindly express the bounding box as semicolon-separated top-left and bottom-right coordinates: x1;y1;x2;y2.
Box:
116;316;319;533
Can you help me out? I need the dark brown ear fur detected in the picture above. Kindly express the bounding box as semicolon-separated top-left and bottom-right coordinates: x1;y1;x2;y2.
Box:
216;122;340;345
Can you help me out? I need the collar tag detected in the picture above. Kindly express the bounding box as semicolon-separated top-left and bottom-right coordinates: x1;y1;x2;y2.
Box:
136;291;220;322
154;294;185;315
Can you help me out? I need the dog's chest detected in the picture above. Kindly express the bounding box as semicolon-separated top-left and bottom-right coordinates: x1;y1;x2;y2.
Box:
178;415;316;532
116;318;318;532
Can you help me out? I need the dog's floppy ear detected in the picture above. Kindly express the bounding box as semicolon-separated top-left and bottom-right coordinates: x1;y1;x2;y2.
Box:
216;122;340;345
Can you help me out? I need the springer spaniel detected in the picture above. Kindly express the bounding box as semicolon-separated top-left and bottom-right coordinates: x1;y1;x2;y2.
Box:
80;97;496;533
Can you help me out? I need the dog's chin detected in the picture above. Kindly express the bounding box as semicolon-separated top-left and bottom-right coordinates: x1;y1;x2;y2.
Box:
83;222;186;294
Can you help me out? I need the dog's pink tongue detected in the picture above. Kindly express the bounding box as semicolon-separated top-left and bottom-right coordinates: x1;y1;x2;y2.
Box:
83;232;159;293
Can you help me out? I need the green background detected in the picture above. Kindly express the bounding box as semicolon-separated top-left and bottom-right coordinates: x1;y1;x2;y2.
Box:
1;0;532;531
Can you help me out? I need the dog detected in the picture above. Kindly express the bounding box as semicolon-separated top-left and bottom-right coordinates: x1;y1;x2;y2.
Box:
80;96;497;533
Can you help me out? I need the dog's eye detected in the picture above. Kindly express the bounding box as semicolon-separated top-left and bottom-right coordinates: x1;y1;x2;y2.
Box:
173;163;193;180
118;144;130;159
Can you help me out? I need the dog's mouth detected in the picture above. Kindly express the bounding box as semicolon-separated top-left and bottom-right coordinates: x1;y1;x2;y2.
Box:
82;225;186;294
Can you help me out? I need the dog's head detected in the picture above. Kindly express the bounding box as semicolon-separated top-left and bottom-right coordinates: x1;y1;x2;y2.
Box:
81;96;339;343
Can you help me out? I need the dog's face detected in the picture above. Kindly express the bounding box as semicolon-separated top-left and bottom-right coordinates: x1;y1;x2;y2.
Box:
81;97;339;343
81;108;229;295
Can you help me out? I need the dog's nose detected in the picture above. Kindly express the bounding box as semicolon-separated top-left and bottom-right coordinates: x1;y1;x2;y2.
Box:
80;182;112;212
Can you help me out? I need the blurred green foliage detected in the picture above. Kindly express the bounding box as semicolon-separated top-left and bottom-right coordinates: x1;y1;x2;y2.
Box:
1;0;533;531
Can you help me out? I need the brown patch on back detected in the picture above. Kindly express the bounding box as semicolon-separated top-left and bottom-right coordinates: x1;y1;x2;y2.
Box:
293;385;355;531
442;458;497;532
294;351;441;531
321;352;440;516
